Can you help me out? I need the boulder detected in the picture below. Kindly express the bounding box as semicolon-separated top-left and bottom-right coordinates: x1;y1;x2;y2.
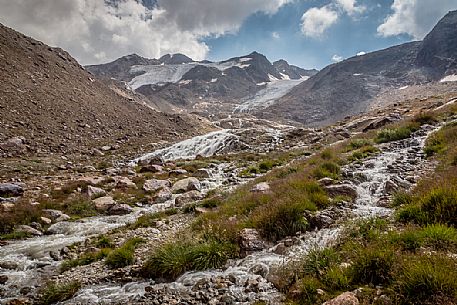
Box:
318;177;335;186
175;190;204;207
55;214;71;222
108;204;133;215
250;182;270;193
143;179;171;193
0;275;8;285
238;228;265;255
93;196;116;212
194;168;211;178
152;187;173;204
140;164;163;173
323;292;359;305
40;217;52;225
171;177;201;194
384;180;399;195
0;137;27;156
42;209;66;221
324;184;357;199
0;183;24;197
16;225;42;236
86;185;106;199
115;177;137;189
169;169;188;177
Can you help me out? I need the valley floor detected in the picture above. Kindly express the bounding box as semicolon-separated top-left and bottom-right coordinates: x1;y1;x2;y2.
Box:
0;93;457;305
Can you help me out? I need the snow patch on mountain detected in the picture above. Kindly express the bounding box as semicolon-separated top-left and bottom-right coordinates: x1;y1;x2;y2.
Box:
234;77;308;113
440;74;457;82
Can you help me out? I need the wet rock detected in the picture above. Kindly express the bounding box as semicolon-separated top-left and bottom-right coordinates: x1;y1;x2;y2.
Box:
171;177;201;194
93;196;116;212
16;225;42;236
175;191;203;207
324;184;357;199
56;214;71;222
194;168;211;178
49;250;60;261
115;177;137;189
384;180;398;195
139;156;163;166
140;164;163;173
318;177;335;186
0;275;8;285
271;242;287;255
86;185;106;199
0;261;18;270
108;204;133;215
153;187;172;204
29;222;42;231
0;183;24;197
323;292;359;305
143;179;171;193
42;209;64;220
305;210;335;229
239;228;264;255
250;182;270;193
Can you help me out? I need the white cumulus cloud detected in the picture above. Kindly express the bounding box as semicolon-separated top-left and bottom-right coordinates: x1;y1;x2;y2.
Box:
356;51;366;56
0;0;290;65
301;5;339;38
332;54;343;62
335;0;365;16
300;0;365;38
377;0;457;39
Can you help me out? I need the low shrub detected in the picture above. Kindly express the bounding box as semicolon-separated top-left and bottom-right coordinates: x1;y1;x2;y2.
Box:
142;240;236;280
302;248;340;277
348;145;379;162
420;224;457;250
60;248;111;273
130;209;177;229
37;281;81;305
346;139;373;151
397;187;457;226
412;113;437;125
375;124;419;143
322;266;350;290
424;133;446;157
395;255;457;304
252;199;310;241
348;246;395;285
105;237;144;269
313;161;341;179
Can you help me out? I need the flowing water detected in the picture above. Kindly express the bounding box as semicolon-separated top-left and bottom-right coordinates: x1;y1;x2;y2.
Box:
0;123;439;304
61;124;440;304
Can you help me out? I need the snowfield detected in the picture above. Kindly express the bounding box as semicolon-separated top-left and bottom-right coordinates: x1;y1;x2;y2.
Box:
129;59;254;90
234;77;308;113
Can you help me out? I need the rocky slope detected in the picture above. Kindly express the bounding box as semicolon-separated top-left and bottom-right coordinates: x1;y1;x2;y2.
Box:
0;24;209;158
264;10;457;126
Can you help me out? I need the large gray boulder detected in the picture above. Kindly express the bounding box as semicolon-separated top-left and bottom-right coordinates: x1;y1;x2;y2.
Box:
152;187;173;204
108;204;133;215
143;179;171;193
86;185;106;199
0;183;24;197
175;190;203;207
324;184;357;199
171;177;201;194
93;196;116;212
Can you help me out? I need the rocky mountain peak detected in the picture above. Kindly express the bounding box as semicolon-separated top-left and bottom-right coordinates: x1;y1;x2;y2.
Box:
416;10;457;78
158;53;194;65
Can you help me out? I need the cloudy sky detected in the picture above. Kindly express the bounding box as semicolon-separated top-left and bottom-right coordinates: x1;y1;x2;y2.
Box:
0;0;456;69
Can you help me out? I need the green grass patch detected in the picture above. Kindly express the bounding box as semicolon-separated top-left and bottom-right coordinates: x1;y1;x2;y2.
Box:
142;240;236;280
105;237;144;269
60;248;111;273
375;124;419;143
37;281;81;305
129;209;178;229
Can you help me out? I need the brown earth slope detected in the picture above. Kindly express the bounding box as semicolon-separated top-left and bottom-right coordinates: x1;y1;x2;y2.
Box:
0;23;208;158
